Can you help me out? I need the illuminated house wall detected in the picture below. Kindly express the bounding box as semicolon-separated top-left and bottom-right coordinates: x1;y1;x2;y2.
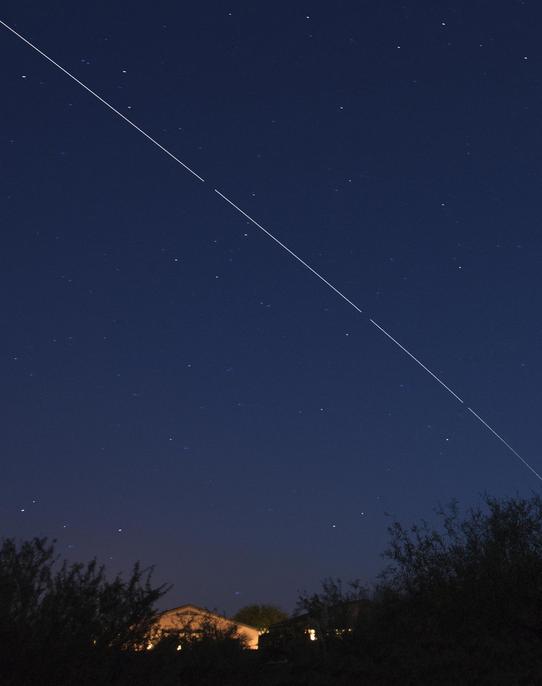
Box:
152;604;260;649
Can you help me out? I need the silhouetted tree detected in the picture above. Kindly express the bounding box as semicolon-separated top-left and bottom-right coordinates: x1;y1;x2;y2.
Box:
8;495;542;685
0;537;169;686
297;577;369;641
233;604;288;630
358;493;542;683
289;495;542;684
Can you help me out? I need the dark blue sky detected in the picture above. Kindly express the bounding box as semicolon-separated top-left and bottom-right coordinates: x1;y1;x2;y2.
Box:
2;0;542;614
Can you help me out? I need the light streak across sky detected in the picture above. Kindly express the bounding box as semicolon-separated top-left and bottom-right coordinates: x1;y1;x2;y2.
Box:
1;17;540;482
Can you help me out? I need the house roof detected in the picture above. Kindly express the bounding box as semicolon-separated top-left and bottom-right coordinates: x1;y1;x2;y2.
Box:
158;604;259;632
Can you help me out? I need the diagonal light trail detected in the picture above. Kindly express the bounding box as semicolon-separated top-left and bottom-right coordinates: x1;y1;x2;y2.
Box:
368;318;464;404
213;189;364;314
467;407;542;481
0;20;206;183
1;17;540;482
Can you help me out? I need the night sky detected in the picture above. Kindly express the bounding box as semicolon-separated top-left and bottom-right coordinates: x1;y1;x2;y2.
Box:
2;1;542;614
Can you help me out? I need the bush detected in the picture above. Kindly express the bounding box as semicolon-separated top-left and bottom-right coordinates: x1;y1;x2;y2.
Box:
0;537;168;685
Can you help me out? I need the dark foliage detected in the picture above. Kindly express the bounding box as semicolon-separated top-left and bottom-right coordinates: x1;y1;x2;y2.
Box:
297;577;369;640
4;494;542;685
359;493;542;684
290;493;542;684
0;537;169;685
233;604;288;630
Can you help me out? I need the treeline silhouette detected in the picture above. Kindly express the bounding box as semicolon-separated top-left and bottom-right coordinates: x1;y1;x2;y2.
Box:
2;493;542;685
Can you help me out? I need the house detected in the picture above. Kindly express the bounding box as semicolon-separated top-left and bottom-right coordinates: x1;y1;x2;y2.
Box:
260;599;371;655
151;604;260;649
